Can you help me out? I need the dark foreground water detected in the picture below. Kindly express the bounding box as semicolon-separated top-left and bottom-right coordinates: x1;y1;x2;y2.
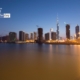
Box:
0;43;80;80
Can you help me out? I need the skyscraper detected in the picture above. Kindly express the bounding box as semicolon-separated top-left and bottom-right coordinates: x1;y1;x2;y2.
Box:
75;25;79;39
25;33;29;40
66;24;70;39
30;33;33;40
34;32;37;40
19;31;25;41
9;32;17;42
56;15;59;40
51;32;56;40
38;28;43;42
50;28;53;40
45;32;49;40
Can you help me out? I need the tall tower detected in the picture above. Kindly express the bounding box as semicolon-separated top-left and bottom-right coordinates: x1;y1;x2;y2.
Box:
66;24;70;39
38;28;43;42
56;14;59;40
50;28;53;40
0;8;2;14
75;25;79;39
19;31;25;41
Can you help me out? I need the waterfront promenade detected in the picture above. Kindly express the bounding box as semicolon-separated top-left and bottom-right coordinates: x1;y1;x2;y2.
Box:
0;41;80;45
44;42;80;45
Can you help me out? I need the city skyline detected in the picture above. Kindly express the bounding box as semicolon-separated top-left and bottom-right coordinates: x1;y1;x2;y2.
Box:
0;0;80;38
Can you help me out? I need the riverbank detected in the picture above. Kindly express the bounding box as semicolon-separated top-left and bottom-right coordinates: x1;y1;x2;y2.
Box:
44;42;80;45
0;41;80;45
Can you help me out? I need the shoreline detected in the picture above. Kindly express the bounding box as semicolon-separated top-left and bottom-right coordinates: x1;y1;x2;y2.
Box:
0;42;80;45
44;42;80;45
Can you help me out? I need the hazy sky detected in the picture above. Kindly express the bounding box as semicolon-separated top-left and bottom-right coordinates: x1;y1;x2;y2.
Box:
0;0;80;38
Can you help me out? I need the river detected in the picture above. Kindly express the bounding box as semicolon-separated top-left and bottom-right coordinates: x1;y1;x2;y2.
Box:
0;43;80;80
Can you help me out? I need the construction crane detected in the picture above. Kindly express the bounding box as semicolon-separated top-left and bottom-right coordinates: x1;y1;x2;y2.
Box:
36;25;43;28
0;8;3;18
36;25;39;29
0;8;2;14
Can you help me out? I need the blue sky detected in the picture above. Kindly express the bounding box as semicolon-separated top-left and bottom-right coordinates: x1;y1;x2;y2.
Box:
0;0;80;38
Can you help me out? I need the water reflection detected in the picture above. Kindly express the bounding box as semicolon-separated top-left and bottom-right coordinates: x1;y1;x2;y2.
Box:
0;44;80;80
49;44;53;63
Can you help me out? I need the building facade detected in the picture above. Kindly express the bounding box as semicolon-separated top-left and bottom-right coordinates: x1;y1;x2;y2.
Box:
34;32;37;40
30;33;33;40
56;16;59;40
25;33;29;40
19;31;25;41
51;32;56;40
0;35;9;42
75;25;79;39
9;32;17;42
45;33;49;40
38;28;43;41
50;28;53;40
66;24;70;39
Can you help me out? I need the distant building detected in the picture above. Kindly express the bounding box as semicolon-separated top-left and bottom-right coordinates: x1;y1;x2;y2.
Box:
70;36;73;40
22;32;26;41
30;33;33;40
0;35;9;41
38;28;43;42
9;32;17;42
19;31;25;41
60;37;62;40
75;25;79;39
19;31;23;41
0;36;2;41
56;16;59;40
2;35;9;41
25;33;29;40
50;28;53;40
34;32;37;40
66;24;70;39
45;32;49;40
51;32;56;40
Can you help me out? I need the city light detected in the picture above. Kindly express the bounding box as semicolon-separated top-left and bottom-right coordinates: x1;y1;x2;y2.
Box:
0;20;80;44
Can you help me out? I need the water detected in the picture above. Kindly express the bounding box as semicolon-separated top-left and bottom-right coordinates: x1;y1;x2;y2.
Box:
0;43;80;80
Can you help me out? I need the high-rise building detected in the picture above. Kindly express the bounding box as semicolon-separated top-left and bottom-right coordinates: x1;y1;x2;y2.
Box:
51;32;56;40
25;33;29;40
9;32;17;42
56;15;59;40
50;28;53;40
38;28;43;42
75;25;79;39
60;37;62;40
19;31;23;41
30;33;33;40
70;36;73;40
45;32;49;40
23;32;26;41
34;32;37;40
19;31;25;41
66;24;70;39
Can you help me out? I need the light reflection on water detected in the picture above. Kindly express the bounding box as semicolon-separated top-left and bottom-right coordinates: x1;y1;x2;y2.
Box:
0;43;80;80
